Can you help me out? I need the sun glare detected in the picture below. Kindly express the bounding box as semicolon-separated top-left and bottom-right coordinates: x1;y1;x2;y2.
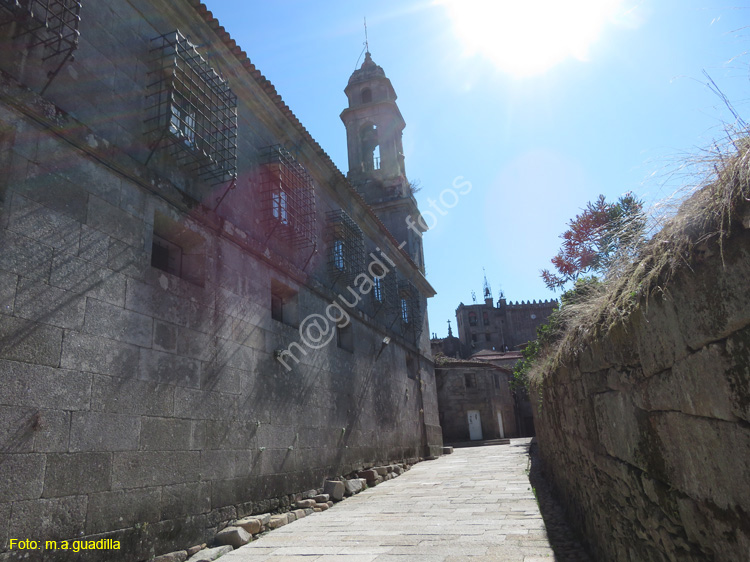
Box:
440;0;624;77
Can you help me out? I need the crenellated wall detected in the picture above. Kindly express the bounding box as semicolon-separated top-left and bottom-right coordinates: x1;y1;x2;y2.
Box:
532;220;750;561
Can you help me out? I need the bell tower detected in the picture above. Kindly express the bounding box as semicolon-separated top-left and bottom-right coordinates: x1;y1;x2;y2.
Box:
340;51;425;271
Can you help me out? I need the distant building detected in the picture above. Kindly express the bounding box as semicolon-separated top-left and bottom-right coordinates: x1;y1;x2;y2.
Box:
431;280;554;441
455;293;557;356
435;358;517;442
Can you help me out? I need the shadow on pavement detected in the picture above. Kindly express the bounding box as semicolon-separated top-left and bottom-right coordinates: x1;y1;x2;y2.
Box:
527;439;597;562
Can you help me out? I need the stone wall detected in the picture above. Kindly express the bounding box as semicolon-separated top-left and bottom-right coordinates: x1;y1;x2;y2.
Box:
0;1;441;560
532;224;750;561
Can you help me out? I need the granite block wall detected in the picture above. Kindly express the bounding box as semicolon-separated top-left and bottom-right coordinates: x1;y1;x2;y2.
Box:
532;221;750;561
0;1;441;559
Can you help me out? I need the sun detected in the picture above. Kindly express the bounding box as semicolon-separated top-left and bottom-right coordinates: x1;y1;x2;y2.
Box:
440;0;624;78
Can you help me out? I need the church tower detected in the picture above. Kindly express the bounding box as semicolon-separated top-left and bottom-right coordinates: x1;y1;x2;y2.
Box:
340;51;425;271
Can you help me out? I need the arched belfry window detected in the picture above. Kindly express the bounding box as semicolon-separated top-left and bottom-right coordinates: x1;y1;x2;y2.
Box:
359;123;380;172
361;88;372;104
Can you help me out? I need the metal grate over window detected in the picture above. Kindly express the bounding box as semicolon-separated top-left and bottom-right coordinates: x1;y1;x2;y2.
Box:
327;210;365;285
0;0;81;92
376;265;398;314
398;280;423;340
146;30;237;186
259;145;316;249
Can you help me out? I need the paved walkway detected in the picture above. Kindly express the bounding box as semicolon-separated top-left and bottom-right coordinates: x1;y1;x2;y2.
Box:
222;439;555;561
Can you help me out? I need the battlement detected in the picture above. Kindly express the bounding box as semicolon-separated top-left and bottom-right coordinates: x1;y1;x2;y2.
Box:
501;299;558;309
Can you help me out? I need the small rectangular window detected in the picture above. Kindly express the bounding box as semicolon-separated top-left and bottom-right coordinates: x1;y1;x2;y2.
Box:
401;297;409;324
373;277;384;303
485;333;492;342
464;373;476;389
271;293;283;322
151;211;205;286
333;239;345;270
271;280;299;327
406;352;417;380
337;322;353;352
272;190;289;225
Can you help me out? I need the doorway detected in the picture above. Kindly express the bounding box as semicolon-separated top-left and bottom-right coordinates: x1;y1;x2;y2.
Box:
467;410;483;441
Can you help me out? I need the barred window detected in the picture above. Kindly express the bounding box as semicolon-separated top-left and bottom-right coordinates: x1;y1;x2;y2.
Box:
401;297;409;324
327;210;364;284
260;145;316;249
398;280;423;342
0;0;81;92
146;31;237;186
373;277;383;303
272;190;289;226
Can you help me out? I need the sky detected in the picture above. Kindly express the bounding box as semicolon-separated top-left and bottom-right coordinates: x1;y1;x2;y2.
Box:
202;0;750;338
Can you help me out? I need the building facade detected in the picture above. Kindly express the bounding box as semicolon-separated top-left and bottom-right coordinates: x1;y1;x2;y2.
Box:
0;1;440;559
435;359;516;443
455;295;557;356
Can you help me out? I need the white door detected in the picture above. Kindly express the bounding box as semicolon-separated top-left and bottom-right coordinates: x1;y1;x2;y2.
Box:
467;410;483;441
497;413;505;439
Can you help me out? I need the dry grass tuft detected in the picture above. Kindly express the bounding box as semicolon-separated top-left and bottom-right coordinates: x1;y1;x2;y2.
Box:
529;130;750;385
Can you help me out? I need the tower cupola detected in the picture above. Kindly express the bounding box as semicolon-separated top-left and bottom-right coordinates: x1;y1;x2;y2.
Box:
340;52;406;184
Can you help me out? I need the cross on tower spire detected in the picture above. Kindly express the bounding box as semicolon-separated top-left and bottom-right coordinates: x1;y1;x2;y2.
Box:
364;17;370;53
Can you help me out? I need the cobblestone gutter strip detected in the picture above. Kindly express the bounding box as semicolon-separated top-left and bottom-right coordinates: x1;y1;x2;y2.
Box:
148;462;413;562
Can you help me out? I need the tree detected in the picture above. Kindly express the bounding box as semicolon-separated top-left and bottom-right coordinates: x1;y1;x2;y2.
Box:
541;193;645;291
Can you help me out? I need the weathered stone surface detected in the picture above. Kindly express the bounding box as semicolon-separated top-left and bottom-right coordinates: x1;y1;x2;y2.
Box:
0;454;45;501
314;502;329;511
0;317;63;368
254;513;271;526
85;487;161;534
186;545;204;557
442;446;454;454
295;498;315;509
267;514;288;529
188;545;233;561
533;228;750;562
42;452;111;497
70;412;140;452
312;493;329;503
357;469;378;482
286;511;297;523
373;466;387;476
10;495;87;540
234;516;261;535
215;526;251;548
292;508;306;519
323;480;345;501
151;550;188;562
344;478;365;496
112;451;200;488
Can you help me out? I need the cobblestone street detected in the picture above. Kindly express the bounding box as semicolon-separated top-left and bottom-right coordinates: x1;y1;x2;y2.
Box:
222;439;559;561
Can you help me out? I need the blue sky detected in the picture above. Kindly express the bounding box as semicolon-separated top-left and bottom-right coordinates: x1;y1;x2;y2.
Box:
203;0;749;338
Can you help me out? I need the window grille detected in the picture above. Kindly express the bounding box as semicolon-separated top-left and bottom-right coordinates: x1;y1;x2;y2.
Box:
373;276;384;303
398;280;423;340
0;0;81;92
327;210;365;285
146;30;237;186
376;266;398;312
259;144;316;249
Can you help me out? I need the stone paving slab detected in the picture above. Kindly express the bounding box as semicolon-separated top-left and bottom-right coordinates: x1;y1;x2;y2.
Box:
221;439;554;561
